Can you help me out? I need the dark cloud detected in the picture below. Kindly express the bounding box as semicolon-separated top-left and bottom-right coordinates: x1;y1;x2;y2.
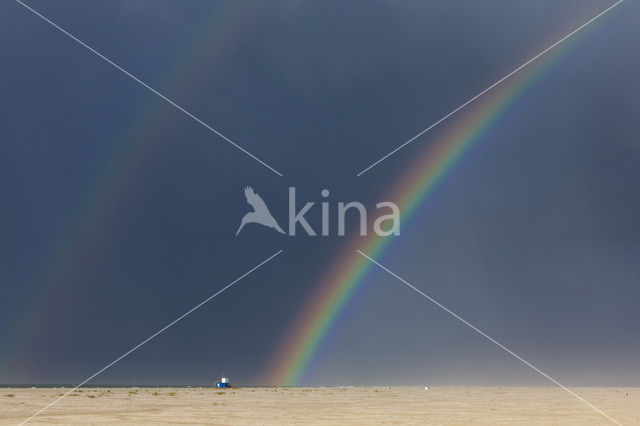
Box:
0;0;638;386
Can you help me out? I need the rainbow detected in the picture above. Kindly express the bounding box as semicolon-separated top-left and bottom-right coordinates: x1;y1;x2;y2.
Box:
263;7;617;386
0;1;261;377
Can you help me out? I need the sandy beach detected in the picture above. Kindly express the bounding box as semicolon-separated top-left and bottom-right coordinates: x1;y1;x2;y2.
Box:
1;386;637;425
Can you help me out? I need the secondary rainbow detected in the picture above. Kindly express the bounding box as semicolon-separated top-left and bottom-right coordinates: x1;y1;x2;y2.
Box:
0;1;260;376
263;8;616;386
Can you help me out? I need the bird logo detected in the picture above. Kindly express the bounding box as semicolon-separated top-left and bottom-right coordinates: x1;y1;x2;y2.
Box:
236;186;285;236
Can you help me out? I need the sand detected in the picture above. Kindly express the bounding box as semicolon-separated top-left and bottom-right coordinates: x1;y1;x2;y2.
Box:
1;386;637;425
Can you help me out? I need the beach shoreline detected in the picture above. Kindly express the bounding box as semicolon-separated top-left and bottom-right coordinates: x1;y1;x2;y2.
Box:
1;386;637;424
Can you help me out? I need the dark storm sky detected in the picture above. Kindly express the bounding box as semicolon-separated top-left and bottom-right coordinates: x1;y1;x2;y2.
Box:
1;0;639;386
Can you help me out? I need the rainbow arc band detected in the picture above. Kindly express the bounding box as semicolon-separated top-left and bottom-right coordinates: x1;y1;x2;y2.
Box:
1;0;264;374
264;0;625;387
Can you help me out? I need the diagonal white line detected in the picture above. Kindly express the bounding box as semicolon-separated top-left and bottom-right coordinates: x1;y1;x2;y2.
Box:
19;249;284;425
14;0;284;177
357;250;621;425
356;0;624;176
